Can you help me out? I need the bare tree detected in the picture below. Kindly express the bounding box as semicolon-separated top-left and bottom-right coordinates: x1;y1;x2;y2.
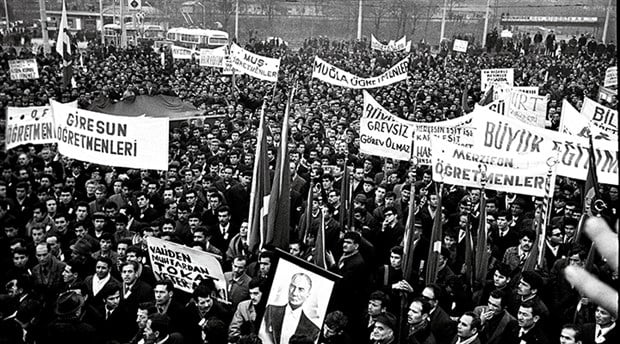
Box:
367;0;391;36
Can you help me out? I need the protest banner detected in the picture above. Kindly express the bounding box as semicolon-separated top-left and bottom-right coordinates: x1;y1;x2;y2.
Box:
9;59;39;80
5;102;77;150
199;46;226;68
493;84;539;101
371;34;408;52
506;90;547;128
470;106;618;185
171;45;198;60
229;43;280;82
453;39;468;53
50;100;169;170
313;56;408;89
481;68;514;92
146;237;227;297
222;56;234;75
360;117;412;161
362;91;473;164
430;136;554;197
598;86;617;103
482;98;506;115
581;97;618;136
604;66;617;88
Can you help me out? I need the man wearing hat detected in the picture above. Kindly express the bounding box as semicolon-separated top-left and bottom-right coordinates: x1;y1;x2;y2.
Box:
43;290;97;344
369;312;397;344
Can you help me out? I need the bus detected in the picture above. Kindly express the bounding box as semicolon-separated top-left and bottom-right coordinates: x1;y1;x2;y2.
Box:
165;27;229;50
103;23;165;46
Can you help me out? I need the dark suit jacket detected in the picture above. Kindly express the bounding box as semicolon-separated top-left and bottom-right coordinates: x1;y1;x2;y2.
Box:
473;306;517;344
508;323;549;344
582;323;618;344
429;306;456;344
82;274;121;302
262;304;320;344
450;336;481;344
83;303;135;343
120;280;153;313
489;227;520;260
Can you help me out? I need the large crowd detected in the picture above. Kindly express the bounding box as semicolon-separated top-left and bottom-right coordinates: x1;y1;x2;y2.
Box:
0;28;618;344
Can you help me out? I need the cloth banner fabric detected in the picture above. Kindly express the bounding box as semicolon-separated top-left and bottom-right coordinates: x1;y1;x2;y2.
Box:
604;66;617;88
146;237;227;296
9;59;39;80
430;136;554;197
362;91;473;164
371;34;408;52
360;117;412;161
506;90;548;128
313;56;409;89
493;85;539;101
598;86;617;103
470;106;618;185
229;43;280;82
171;45;198;60
580;97;618;136
199;47;227;68
5;102;77;150
481;68;514;92
51;100;169;170
559;100;618;143
453;39;469;52
88;95;203;120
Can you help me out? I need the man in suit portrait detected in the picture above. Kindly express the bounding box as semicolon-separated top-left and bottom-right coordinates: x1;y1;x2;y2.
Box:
261;272;320;344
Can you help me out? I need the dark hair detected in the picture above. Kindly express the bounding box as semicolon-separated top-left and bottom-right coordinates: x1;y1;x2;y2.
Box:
99;283;121;300
154;279;174;293
489;289;507;307
390;246;404;256
561;324;583;341
520;271;543;291
324;310;348;331
520;300;543;317
369;290;390;308
411;296;432;315
462;311;482;331
148;313;171;337
342;231;361;245
494;262;513;279
193;284;214;299
520;229;536;242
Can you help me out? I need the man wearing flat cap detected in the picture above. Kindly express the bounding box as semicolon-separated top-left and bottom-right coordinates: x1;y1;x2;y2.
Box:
370;312;397;344
42;290;97;344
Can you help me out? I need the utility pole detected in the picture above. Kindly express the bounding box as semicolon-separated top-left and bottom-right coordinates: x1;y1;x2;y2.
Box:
235;0;239;40
99;0;104;44
38;0;50;54
3;0;9;33
602;0;612;43
357;0;362;40
482;0;491;47
120;0;126;48
439;0;448;42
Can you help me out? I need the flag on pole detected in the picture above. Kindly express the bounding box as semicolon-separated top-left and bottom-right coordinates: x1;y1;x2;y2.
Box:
248;104;270;253
425;183;444;284
524;168;555;272
314;209;327;269
264;87;295;250
479;85;494;106
56;0;73;88
474;191;490;284
462;86;472;114
338;160;351;230
402;182;418;282
301;180;314;244
463;225;474;286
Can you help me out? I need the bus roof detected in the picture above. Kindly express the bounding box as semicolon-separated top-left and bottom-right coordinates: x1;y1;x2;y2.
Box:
167;27;229;38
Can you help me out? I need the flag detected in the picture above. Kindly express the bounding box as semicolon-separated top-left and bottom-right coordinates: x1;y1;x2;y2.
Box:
584;134;602;213
425;183;444;284
301;179;314;243
524;168;555;271
402;183;418;282
264;87;295;250
314;209;327;269
479;85;494;106
462;86;472;114
338;160;351;229
56;0;73;88
463;225;474;286
474;191;490;284
160;52;165;67
248;104;270;253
